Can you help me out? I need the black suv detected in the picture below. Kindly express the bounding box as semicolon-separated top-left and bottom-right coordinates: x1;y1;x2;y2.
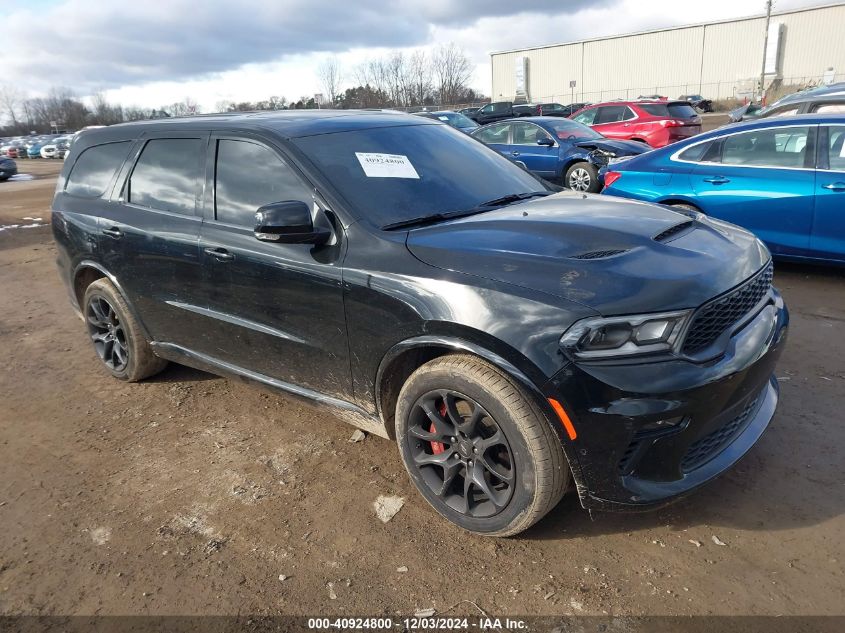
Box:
52;111;788;536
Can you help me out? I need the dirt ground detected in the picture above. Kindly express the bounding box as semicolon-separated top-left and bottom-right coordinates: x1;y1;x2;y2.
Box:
0;158;843;618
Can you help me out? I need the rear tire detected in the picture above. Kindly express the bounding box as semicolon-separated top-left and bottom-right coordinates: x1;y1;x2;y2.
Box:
564;162;600;193
395;354;569;537
82;279;168;382
669;202;701;213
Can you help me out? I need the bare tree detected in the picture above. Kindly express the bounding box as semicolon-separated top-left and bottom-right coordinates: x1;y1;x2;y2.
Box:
0;84;23;127
433;44;474;106
408;51;433;106
317;57;343;107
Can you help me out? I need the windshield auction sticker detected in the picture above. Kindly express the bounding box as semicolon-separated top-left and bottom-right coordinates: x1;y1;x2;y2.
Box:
355;152;420;178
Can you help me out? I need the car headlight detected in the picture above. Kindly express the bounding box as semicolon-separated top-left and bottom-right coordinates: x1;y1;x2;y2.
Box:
560;310;691;360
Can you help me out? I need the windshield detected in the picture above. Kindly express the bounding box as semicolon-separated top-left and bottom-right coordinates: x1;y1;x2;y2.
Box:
547;119;603;140
293;123;547;228
432;112;476;128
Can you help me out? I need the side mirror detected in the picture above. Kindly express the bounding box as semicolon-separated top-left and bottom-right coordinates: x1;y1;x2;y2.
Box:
536;137;555;147
254;201;331;245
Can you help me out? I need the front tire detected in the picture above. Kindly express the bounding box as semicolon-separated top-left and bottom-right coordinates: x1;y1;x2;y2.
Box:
564;162;600;193
395;355;569;536
82;279;168;382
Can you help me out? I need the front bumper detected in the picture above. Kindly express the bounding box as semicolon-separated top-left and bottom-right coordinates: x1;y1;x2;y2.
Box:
547;288;788;511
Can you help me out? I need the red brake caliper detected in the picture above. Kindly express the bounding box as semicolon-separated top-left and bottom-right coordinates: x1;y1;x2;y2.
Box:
429;401;447;455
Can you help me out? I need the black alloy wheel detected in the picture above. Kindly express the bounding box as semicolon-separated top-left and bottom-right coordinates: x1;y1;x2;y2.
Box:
406;389;515;518
86;295;129;372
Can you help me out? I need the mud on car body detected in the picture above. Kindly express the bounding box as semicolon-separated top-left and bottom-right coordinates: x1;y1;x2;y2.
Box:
52;111;787;536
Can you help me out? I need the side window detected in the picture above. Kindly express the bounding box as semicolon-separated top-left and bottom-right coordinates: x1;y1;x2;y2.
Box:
572;109;597;125
479;104;494;114
215;139;312;226
813;103;845;114
721;126;810;168
595;106;627;124
474;123;510;144
677;141;712;162
511;122;550;145
768;106;800;118
492;102;511;113
622;107;637;121
128;138;203;215
825;126;845;171
65;141;131;198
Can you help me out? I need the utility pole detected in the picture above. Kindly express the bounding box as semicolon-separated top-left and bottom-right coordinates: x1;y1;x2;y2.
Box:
759;0;773;104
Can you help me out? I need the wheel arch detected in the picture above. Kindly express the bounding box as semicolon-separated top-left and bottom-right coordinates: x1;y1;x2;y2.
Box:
656;197;703;211
72;260;153;340
376;334;586;501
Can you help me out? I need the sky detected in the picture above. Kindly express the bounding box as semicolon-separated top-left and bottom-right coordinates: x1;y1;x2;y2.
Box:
0;0;833;112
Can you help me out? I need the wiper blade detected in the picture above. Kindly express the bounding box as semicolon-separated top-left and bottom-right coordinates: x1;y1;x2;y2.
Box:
475;190;552;209
381;191;553;231
382;211;470;231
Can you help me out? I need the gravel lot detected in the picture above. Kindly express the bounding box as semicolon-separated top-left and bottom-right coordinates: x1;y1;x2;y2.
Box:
0;159;843;617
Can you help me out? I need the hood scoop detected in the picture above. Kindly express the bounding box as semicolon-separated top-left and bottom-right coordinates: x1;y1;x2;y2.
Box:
569;249;629;260
653;220;694;243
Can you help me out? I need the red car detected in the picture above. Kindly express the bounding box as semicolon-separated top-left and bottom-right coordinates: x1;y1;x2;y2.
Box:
570;100;701;148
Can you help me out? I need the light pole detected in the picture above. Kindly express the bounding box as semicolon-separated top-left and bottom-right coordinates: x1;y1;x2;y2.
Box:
759;0;773;104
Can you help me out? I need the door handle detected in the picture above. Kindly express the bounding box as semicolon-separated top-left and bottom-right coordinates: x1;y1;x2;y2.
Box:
703;176;731;185
511;151;520;157
822;182;845;191
101;227;123;238
203;247;235;261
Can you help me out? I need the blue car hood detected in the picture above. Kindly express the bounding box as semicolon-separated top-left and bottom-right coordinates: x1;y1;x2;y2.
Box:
405;192;770;315
574;138;649;155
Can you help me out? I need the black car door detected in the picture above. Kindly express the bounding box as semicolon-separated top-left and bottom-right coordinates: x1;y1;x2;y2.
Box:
195;134;351;400
99;132;209;348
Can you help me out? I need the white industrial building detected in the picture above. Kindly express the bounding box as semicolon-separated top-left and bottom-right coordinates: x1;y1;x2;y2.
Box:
490;2;845;104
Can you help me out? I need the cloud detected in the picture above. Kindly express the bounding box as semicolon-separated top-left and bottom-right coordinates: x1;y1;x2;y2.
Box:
2;0;602;94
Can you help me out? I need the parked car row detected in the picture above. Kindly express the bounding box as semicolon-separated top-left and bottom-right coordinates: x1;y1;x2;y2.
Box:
0;133;75;160
730;82;845;122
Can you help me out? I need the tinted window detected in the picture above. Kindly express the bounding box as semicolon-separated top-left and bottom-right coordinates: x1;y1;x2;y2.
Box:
293;123;546;227
129;138;203;215
678;141;712;162
474;123;510;144
542;103;565;112
215;140;312;226
511;122;552;145
639;103;698;119
65;141;131;198
572;108;597;125
595;106;629;124
491;102;511;112
814;103;845;114
826;126;845;171
722;126;810;168
769;106;800;118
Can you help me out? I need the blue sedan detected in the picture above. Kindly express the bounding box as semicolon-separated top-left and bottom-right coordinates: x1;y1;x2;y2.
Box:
601;114;845;264
471;116;649;192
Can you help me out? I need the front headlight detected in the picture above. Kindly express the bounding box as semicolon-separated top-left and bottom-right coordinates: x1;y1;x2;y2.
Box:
560;310;691;360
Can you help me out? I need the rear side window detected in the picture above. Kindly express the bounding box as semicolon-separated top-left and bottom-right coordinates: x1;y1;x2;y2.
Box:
572;109;597;125
640;103;698;119
473;123;510;144
721;126;811;168
65;141;131;198
214;139;312;226
128;138;203;215
814;103;845;114
678;141;712;162
825;126;845;171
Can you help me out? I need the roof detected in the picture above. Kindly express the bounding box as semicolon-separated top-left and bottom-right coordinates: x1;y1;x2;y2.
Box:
490;2;845;56
92;110;436;141
695;112;845;139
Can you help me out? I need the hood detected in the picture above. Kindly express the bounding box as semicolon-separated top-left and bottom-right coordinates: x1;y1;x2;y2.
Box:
574;138;650;157
405;192;770;316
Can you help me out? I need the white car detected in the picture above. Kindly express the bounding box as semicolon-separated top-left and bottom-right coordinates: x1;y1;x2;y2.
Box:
40;144;58;159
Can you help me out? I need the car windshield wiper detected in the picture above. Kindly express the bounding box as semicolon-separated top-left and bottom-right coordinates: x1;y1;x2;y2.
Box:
381;191;553;231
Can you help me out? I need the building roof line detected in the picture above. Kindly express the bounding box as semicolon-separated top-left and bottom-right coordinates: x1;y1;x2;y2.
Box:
489;1;845;56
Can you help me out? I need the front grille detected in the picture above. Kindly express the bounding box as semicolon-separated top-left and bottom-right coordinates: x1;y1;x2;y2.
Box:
682;262;774;355
681;396;760;472
570;249;628;260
